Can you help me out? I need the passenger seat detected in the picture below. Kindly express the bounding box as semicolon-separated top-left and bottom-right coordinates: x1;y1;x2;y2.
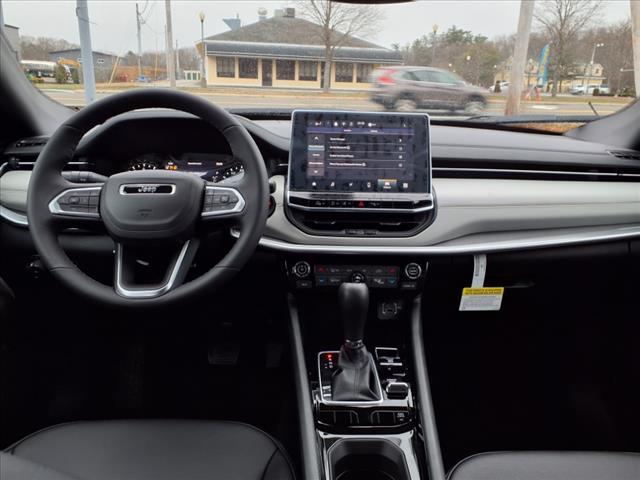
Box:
448;451;640;480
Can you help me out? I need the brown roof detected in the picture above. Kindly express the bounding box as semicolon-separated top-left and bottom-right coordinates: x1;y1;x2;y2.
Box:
206;16;381;49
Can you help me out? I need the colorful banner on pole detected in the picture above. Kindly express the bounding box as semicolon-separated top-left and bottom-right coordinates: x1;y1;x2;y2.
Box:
536;43;551;87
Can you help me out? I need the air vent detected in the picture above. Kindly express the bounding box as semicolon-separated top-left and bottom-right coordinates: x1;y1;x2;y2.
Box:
15;136;48;148
608;150;640;161
285;208;434;237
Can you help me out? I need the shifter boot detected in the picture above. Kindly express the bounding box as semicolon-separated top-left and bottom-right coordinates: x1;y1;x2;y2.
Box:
331;344;380;401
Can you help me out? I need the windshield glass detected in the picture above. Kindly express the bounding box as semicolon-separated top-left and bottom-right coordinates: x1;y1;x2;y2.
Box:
2;0;638;121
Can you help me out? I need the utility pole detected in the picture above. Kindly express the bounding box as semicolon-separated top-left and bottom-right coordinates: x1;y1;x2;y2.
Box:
431;24;438;66
199;12;207;88
175;39;180;80
136;3;143;78
76;0;96;104
631;0;640;98
505;0;535;116
164;0;176;88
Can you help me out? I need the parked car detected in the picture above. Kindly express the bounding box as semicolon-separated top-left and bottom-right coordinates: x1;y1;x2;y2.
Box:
136;75;151;83
570;84;610;95
489;81;510;93
370;66;487;114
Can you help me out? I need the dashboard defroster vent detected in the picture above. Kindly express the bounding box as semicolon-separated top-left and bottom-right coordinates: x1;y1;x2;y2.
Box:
607;150;640;161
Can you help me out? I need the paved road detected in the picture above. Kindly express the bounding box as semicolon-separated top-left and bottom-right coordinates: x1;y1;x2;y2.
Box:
41;88;628;117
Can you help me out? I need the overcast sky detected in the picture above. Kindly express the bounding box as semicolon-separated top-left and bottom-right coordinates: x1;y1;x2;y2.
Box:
2;0;633;55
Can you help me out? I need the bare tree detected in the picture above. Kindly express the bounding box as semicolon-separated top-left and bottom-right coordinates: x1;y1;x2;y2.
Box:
299;1;383;91
534;0;602;96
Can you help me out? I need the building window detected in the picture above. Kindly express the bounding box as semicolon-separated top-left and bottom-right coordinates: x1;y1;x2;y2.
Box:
97;58;105;65
356;64;373;83
216;57;235;78
239;58;258;78
335;63;354;83
298;61;317;81
276;60;295;80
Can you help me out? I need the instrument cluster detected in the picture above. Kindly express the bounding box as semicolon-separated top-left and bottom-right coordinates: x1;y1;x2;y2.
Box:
127;152;243;183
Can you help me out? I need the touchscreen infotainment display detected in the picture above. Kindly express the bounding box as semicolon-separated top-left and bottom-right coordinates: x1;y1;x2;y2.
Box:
288;111;430;194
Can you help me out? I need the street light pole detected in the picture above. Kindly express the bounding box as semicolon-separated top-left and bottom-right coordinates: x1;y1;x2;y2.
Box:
199;12;207;88
136;3;143;78
431;24;438;66
590;42;604;65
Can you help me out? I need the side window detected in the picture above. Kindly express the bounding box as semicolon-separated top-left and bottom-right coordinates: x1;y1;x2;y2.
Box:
412;70;435;82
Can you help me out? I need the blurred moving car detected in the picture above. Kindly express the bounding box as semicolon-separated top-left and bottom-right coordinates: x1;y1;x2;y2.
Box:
489;81;510;93
570;84;610;95
136;75;151;83
370;66;487;113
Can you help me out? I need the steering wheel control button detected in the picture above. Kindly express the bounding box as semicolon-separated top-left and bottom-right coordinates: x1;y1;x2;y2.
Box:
202;187;244;216
49;187;102;217
404;263;422;280
292;261;311;278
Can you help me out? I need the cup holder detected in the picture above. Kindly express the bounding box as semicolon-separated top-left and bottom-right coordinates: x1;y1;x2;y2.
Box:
328;438;411;480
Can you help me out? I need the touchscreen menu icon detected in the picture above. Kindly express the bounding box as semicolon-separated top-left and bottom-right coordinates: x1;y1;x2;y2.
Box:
307;133;325;177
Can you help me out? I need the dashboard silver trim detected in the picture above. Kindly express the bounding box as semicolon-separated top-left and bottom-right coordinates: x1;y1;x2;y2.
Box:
432;166;640;178
230;225;640;255
0;205;28;226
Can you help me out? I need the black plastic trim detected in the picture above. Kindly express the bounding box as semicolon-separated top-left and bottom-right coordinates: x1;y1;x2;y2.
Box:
287;294;323;480
410;295;446;480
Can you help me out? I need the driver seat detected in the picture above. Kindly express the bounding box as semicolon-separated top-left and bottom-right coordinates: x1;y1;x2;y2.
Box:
2;420;295;480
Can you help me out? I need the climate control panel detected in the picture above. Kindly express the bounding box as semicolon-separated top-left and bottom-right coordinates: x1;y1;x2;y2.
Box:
287;260;426;290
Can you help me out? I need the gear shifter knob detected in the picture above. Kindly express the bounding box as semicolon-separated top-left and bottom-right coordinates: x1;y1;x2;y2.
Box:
338;282;369;346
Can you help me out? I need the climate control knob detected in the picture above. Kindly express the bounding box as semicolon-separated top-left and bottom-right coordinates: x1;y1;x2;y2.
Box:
292;261;311;278
404;263;422;280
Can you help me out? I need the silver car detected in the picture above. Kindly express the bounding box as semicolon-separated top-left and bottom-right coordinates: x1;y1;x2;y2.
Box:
370;66;487;114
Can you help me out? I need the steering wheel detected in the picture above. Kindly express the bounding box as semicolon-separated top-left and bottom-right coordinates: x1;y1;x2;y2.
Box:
27;89;269;308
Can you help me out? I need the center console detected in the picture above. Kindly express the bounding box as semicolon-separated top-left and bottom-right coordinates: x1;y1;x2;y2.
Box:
284;111;442;480
307;282;423;480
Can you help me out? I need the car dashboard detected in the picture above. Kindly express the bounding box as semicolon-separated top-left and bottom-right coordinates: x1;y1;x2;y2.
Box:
1;110;640;256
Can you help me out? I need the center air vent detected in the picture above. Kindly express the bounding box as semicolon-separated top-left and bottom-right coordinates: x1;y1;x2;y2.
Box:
285;208;436;237
607;150;640;161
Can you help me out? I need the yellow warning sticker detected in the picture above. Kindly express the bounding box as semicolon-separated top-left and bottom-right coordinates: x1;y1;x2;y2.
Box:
459;287;504;311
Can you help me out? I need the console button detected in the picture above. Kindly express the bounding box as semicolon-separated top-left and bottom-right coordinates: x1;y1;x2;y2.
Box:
386;382;409;400
404;263;422;280
292;261;311;278
295;280;312;289
394;411;410;424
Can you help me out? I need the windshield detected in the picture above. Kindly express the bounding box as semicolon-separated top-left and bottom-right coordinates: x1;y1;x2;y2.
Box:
2;0;638;122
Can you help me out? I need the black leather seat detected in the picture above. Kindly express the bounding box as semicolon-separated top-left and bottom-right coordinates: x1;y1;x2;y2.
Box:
2;420;295;480
448;451;640;480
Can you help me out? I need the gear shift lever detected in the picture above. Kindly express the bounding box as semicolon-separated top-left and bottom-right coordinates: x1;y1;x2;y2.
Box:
331;283;381;401
339;282;369;347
